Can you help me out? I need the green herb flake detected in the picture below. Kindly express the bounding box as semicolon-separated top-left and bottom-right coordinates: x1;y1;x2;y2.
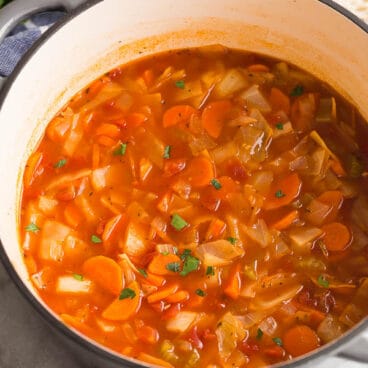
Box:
275;190;286;198
180;255;200;276
119;287;136;300
256;328;264;340
206;266;215;276
161;251;170;256
138;268;148;278
163;145;171;159
180;249;192;261
175;80;185;89
171;213;188;231
275;123;284;130
54;159;67;169
166;262;181;273
195;289;206;297
227;237;237;245
317;274;330;288
25;223;40;233
272;337;283;346
210;178;222;190
91;234;102;244
290;85;304;97
73;273;84;281
113;143;127;156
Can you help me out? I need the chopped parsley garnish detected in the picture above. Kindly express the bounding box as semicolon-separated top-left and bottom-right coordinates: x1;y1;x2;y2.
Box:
113;143;127;156
275;189;286;198
25;223;40;233
73;273;84;281
275;123;284;130
53;159;67;168
180;249;192;261
180;255;200;276
227;237;237;245
195;289;206;297
138;268;148;278
91;234;102;244
256;328;264;340
290;84;304;96
163;145;171;159
272;337;283;346
175;80;185;89
206;266;215;276
210;178;222;190
171;213;188;231
166;262;181;273
119;287;136;300
317;274;330;288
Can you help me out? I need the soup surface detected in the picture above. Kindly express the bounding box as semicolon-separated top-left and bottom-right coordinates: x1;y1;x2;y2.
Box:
20;46;368;368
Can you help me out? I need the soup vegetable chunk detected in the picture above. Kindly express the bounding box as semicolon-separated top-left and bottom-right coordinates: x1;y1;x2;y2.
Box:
21;46;368;367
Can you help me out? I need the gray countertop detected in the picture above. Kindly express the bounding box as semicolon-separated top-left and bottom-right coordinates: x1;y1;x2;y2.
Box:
0;264;83;368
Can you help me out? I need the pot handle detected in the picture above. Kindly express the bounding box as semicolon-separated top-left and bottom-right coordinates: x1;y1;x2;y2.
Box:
0;0;88;90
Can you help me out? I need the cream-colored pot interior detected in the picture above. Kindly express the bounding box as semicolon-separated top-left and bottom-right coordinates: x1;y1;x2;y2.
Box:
0;0;368;364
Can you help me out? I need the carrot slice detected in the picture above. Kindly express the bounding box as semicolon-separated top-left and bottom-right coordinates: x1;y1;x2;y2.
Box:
247;64;270;73
83;256;123;295
95;123;121;138
64;203;82;228
137;353;174;368
224;263;241;300
165;290;190;303
144;272;166;287
205;218;227;241
183;156;215;188
269;87;291;114
142;69;155;88
147;284;179;304
283;325;320;357
126;112;147;127
136;325;160;345
92;143;100;169
97;135;116;147
321;222;351;252
163;105;197;128
202;100;232;138
148;253;181;276
263;173;302;210
317;190;343;223
102;281;141;321
61;314;97;338
24;152;44;187
271;210;299;230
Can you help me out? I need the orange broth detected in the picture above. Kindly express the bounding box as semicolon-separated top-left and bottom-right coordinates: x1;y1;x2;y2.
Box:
20;46;368;367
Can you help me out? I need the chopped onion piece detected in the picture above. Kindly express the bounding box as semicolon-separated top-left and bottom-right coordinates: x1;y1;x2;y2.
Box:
258;316;278;336
288;227;323;254
166;311;198;333
242;219;271;248
215;68;249;98
195;239;244;266
317;315;344;343
239;85;271;113
216;312;247;361
56;275;92;294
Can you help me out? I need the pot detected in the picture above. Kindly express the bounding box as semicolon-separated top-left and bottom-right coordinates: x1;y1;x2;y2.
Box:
0;0;367;367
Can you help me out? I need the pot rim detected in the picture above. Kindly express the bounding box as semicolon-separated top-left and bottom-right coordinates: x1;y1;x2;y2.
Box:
0;1;367;367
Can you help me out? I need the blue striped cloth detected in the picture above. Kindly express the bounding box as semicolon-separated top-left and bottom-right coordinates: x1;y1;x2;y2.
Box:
0;11;64;77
